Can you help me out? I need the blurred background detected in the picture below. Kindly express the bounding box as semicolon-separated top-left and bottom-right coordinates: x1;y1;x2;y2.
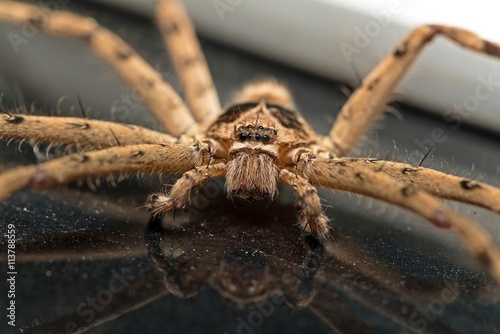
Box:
2;0;500;131
91;0;500;131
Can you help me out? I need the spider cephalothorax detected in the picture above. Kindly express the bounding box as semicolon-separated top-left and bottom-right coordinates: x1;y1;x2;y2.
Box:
200;83;318;202
222;99;303;201
225;105;280;201
1;0;500;283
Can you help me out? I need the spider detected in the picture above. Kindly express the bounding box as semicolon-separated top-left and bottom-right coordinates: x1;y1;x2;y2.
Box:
0;0;500;283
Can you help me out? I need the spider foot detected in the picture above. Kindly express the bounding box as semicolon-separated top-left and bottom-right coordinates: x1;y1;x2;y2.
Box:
146;193;179;215
298;209;331;241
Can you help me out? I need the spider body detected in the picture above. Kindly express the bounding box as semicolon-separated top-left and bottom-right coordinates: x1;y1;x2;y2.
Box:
144;79;330;235
1;0;500;282
203;81;318;202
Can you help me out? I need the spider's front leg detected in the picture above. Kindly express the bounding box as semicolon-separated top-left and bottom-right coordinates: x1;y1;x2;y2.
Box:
146;163;225;215
296;156;500;283
0;142;211;201
279;169;330;239
350;158;500;213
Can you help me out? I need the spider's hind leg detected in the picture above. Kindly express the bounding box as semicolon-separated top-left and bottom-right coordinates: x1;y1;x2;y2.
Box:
232;79;296;109
0;1;196;136
156;0;221;127
147;163;226;215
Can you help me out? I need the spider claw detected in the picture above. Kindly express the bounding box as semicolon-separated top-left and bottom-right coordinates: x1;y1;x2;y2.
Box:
146;193;176;215
297;213;330;241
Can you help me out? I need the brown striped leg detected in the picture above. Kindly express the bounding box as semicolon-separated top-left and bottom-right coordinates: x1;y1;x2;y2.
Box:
156;0;221;126
279;169;330;239
0;113;176;150
0;1;196;136
296;157;500;283
328;25;500;156
0;143;210;201
349;158;500;213
146;163;225;215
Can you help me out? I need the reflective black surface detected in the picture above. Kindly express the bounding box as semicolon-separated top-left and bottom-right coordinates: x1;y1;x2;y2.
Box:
1;2;500;333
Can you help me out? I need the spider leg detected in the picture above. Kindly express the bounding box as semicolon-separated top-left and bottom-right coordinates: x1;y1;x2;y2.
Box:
146;163;225;215
156;0;221;127
349;158;500;213
279;169;330;239
0;113;175;150
296;156;500;282
327;25;500;156
0;1;196;136
0;143;210;201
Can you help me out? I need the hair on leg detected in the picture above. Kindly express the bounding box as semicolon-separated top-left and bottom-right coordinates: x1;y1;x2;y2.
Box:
0;142;211;201
0;1;196;136
297;157;500;282
328;25;500;156
279;169;330;239
147;163;225;215
0;113;176;150
156;0;221;126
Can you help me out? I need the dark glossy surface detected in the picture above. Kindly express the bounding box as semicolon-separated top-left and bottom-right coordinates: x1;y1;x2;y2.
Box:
1;2;500;333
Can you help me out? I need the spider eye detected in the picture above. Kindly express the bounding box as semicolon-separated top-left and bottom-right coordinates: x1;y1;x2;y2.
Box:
262;135;270;143
246;124;253;129
258;125;264;130
255;134;261;141
247;134;253;140
239;133;247;141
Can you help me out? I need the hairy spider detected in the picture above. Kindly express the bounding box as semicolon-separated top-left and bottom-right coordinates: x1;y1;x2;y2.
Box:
0;1;500;282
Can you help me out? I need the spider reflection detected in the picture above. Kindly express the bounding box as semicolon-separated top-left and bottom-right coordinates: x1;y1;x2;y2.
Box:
6;190;500;334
